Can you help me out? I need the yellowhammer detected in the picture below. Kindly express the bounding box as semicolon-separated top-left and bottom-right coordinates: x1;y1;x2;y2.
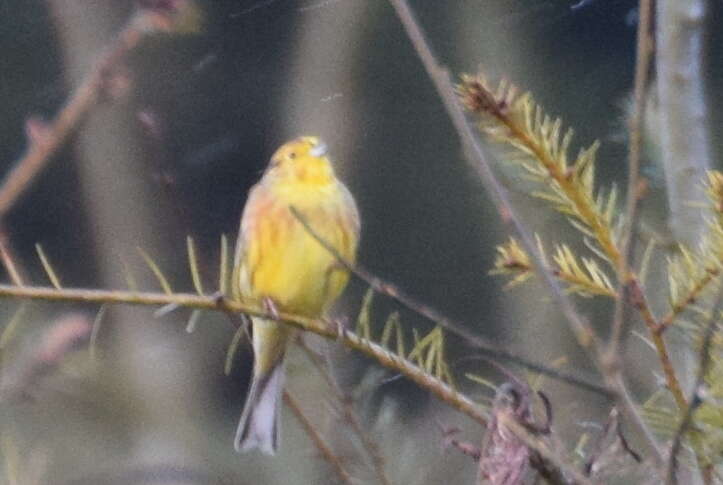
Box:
233;136;360;454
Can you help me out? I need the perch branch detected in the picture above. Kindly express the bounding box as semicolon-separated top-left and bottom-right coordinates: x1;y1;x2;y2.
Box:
0;282;488;425
0;283;602;483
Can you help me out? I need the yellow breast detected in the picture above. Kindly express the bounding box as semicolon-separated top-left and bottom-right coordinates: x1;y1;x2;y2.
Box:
238;179;359;317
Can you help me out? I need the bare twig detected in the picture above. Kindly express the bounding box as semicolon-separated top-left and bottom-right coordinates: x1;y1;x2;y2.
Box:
385;0;663;466
0;12;153;219
290;207;609;397
665;291;723;485
298;338;392;485
284;391;354;485
439;424;482;461
584;408;641;477
384;0;599;353
608;0;654;357
390;0;599;349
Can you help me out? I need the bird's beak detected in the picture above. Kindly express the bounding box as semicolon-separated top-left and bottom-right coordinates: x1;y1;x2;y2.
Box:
309;140;328;157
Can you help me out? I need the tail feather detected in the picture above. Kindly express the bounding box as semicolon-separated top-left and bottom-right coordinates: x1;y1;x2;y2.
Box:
234;360;285;455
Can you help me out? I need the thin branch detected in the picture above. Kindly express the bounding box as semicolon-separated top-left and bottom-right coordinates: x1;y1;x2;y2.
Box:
0;2;198;220
290;207;609;397
384;0;599;355
460;71;687;429
0;283;488;425
608;0;654;357
629;279;688;409
605;370;663;467
283;391;354;485
658;268;720;333
386;0;663;465
219;233;230;295
583;408;641;477
298;338;393;485
0;12;150;219
665;291;723;485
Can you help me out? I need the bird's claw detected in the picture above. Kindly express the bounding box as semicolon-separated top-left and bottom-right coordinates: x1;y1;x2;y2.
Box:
263;297;280;320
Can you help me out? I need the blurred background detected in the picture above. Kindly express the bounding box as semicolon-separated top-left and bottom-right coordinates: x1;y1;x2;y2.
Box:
0;0;721;483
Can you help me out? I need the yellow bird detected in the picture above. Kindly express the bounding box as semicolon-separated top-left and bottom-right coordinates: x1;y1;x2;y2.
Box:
233;136;360;454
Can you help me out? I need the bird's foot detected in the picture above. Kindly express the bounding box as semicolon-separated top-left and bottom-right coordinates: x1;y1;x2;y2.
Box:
263;297;280;320
327;316;349;341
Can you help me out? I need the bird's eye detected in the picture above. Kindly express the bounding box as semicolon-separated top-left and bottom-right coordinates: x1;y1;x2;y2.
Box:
288;152;297;159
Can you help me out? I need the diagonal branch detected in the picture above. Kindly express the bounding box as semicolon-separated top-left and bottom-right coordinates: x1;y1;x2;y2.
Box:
290;206;609;397
384;0;600;356
608;0;654;357
283;391;354;485
0;13;147;219
297;338;393;485
385;0;663;465
0;2;199;220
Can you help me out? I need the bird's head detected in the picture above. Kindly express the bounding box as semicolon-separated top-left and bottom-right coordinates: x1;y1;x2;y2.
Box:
265;136;335;186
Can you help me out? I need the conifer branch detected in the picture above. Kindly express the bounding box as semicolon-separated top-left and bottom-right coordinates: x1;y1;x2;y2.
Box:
457;64;688;421
492;237;616;298
0;282;489;426
458;74;621;269
627;277;688;410
0;280;617;482
659;267;720;333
